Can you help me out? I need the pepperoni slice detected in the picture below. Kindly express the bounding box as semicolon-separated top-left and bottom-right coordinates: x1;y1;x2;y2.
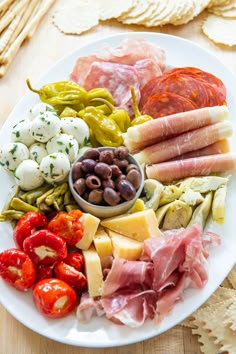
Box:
139;76;162;110
141;92;198;118
162;66;226;104
153;73;215;108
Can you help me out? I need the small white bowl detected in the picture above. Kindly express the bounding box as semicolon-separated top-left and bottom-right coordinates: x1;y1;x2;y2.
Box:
68;147;144;219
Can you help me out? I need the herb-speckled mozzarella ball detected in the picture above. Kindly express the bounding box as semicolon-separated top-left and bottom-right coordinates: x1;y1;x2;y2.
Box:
15;160;44;191
60;117;89;145
0;142;29;172
11;119;36;147
29;142;48;164
46;133;79;163
30;112;61;143
28;102;56;120
40;152;70;183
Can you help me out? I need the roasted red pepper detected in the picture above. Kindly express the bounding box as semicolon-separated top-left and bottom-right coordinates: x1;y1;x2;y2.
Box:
23;230;67;265
48;209;84;246
64;252;85;272
33;278;77;318
36;264;54;281
54;261;87;291
13;211;48;249
0;248;36;291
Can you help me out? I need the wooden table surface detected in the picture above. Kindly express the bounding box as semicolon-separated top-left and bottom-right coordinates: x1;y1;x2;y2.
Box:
0;5;236;354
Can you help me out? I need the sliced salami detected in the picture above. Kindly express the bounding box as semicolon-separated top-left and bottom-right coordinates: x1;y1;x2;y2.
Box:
83;61;140;115
141;92;197;118
166;66;226;102
152;73;214;108
139;76;162;110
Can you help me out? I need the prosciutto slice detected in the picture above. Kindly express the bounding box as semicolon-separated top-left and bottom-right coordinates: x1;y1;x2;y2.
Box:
101;289;157;328
102;258;154;297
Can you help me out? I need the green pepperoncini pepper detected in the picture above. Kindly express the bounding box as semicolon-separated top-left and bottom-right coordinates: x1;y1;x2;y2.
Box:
79;106;123;147
130;85;153;126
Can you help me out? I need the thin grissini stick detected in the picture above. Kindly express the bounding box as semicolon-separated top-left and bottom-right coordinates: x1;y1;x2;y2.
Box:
0;6;26;55
134;121;233;165
0;0;29;34
24;1;41;40
126;105;228;150
0;0;56;77
146;153;236;183
0;0;15;12
0;0;39;62
172;139;230;160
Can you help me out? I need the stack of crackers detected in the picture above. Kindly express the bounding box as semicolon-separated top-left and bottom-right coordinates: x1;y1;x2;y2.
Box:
0;0;56;78
181;264;236;354
52;0;236;47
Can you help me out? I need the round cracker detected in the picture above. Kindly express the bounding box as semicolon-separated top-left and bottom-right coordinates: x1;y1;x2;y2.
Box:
171;0;195;26
117;0;147;22
142;0;168;27
121;0;155;25
52;0;99;35
207;0;231;8
97;0;133;21
203;14;236;46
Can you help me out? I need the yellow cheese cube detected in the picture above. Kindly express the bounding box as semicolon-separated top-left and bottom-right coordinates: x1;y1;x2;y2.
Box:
93;226;113;259
76;213;100;250
107;229;143;261
101;209;161;242
82;245;103;297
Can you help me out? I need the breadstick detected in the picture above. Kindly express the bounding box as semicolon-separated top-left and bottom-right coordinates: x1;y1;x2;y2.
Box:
0;0;39;60
0;0;15;12
0;0;29;34
0;0;56;77
24;1;42;40
0;6;26;54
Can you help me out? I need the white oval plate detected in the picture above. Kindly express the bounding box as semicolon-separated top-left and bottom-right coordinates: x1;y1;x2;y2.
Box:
0;32;236;348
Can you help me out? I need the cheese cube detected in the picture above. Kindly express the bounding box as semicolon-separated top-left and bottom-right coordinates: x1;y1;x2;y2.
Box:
76;213;100;250
107;229;143;261
101;209;161;242
82;245;103;297
93;226;113;259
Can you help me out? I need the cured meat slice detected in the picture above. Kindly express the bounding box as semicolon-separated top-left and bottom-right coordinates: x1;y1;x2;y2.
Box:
133;59;162;88
83;61;140;115
102;258;154;297
134;121;233;165
141;92;198;118
101;289;157;328
97;37;166;71
173;139;230;161
70;55;103;86
139;66;227;111
152;73;217;108
166;66;226;101
146;153;236;183
139;76;162;110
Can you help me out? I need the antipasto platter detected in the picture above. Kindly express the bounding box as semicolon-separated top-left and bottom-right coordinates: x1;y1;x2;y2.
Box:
0;32;236;348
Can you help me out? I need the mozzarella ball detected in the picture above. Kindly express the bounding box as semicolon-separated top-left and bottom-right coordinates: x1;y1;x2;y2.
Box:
40;152;70;183
29;143;48;164
60;117;89;145
46;133;78;163
15;160;44;191
0;142;29;172
30;112;61;143
11;119;36;147
28;102;56;120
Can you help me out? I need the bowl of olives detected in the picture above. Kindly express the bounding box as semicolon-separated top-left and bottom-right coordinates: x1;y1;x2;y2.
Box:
69;146;144;218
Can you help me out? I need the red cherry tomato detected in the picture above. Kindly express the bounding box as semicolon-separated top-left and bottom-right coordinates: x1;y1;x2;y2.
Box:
64;252;85;272
13;211;48;249
23;229;67;265
48;210;83;246
0;248;36;291
33;278;77;318
54;261;87;291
